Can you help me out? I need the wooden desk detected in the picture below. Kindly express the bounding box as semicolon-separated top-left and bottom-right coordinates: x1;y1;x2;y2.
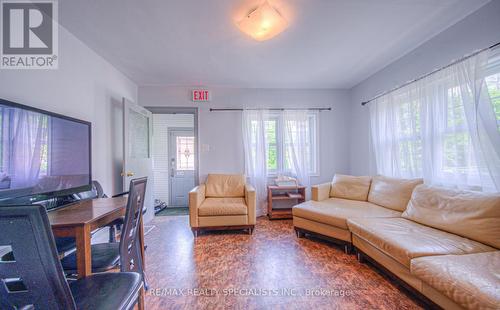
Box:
48;197;144;278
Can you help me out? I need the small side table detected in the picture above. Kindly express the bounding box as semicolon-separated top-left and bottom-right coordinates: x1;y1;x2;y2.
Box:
267;185;306;220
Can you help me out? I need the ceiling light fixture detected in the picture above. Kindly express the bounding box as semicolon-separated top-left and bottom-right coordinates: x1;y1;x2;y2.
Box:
237;1;288;41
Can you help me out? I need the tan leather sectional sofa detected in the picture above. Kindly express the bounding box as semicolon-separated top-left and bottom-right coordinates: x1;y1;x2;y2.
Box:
292;174;500;310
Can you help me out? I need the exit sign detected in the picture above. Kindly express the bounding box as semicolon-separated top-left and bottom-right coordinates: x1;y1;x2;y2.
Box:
192;89;211;102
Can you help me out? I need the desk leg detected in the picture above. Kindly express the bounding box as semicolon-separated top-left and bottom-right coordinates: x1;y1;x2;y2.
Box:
75;225;92;278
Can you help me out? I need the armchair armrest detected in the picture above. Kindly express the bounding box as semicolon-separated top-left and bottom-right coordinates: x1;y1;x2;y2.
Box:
245;184;256;225
189;184;206;227
311;182;331;201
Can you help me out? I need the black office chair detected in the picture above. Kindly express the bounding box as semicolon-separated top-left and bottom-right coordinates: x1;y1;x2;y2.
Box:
0;205;143;310
61;178;148;287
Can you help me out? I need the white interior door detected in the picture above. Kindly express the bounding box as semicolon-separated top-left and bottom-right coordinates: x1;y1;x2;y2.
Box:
123;98;154;223
168;129;195;207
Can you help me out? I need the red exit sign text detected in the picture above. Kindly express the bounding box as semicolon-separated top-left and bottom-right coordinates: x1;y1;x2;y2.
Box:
192;89;211;102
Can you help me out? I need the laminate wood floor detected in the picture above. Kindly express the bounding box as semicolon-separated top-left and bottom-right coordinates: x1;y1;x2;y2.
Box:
144;216;423;310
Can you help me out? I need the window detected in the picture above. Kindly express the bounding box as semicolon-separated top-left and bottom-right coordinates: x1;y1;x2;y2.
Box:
265;118;278;171
264;112;319;175
39;115;50;176
0;107;50;185
370;48;500;191
395;94;422;176
129;110;150;158
441;87;476;177
485;72;500;131
176;136;195;170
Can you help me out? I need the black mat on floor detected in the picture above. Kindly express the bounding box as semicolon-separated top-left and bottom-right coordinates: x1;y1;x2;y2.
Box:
155;207;189;216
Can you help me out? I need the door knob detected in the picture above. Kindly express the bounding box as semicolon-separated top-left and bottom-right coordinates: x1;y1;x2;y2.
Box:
121;171;135;177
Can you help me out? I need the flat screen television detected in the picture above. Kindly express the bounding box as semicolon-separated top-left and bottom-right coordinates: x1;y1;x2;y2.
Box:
0;98;91;206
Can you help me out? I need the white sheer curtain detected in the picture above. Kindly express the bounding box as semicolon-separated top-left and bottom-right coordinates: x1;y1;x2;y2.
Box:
242;110;269;216
370;49;500;192
283;110;311;189
242;109;314;215
453;51;500;191
6;108;48;188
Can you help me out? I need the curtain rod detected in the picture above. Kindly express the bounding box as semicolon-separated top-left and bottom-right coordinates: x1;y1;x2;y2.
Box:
209;107;332;112
361;41;500;106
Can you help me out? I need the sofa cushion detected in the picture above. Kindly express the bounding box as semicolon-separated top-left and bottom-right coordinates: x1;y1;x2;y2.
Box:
411;252;500;310
292;198;401;230
347;217;495;268
367;175;423;211
402;184;500;249
330;174;372;201
205;174;246;198
198;198;248;216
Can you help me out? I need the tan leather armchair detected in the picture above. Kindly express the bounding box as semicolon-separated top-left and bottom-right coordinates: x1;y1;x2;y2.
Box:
189;174;256;236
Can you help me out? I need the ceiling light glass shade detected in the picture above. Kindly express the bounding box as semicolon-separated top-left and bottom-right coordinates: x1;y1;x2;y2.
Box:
237;1;288;41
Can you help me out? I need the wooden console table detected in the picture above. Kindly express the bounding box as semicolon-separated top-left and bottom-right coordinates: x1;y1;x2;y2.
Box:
47;197;145;278
267;185;306;220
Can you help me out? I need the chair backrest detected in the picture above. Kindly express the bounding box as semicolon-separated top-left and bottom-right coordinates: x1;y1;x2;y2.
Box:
119;177;147;279
92;180;107;198
205;174;246;198
0;205;76;310
74;180;107;200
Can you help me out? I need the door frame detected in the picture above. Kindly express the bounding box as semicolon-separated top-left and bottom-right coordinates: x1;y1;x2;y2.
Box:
145;106;199;189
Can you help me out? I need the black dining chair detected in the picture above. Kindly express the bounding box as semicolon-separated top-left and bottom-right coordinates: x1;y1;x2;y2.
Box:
1;236;76;262
110;185;149;244
75;180;122;242
0;205;143;310
76;180;146;243
0;181;107;263
61;177;148;287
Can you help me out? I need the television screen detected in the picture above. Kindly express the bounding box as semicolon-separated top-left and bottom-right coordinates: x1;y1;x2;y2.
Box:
0;99;91;201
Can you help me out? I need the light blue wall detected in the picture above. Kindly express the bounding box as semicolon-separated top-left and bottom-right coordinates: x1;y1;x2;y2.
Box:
139;86;352;184
349;0;500;175
0;25;138;197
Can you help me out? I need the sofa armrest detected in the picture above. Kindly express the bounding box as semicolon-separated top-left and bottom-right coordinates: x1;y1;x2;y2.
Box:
189;184;206;228
312;182;331;201
245;184;256;225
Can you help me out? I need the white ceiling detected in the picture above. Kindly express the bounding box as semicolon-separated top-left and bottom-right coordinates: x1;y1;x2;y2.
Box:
59;0;489;89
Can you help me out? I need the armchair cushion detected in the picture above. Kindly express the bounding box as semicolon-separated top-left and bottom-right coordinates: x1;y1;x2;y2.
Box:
198;198;248;216
205;174;246;197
